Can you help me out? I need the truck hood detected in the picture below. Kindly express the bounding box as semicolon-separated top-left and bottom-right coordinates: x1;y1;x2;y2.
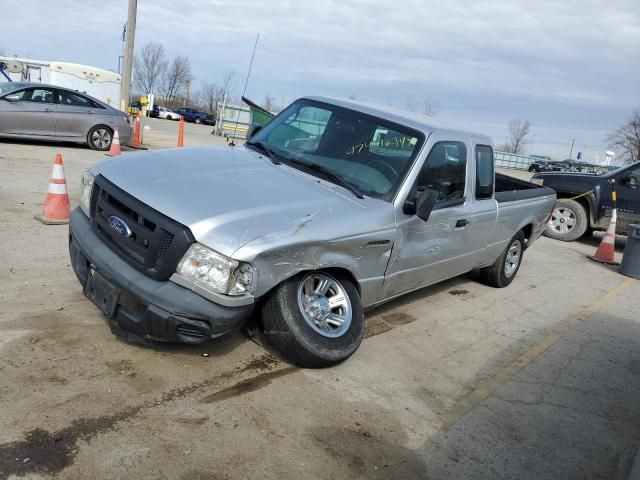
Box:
92;146;386;257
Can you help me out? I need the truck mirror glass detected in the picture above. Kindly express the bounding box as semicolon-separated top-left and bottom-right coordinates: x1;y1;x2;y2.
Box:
416;188;438;222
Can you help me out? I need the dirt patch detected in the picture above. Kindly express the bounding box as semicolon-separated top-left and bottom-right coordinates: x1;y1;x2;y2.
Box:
364;312;417;338
309;426;425;478
0;406;142;479
240;353;281;372
448;289;469;296
0;353;281;478
105;359;135;373
200;367;297;403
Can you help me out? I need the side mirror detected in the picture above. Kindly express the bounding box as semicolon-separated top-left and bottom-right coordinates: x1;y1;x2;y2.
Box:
3;94;21;102
247;123;262;139
416;188;438;222
404;188;438;222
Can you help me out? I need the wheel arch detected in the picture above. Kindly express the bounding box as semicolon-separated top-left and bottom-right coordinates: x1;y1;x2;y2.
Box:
554;191;597;227
521;223;533;246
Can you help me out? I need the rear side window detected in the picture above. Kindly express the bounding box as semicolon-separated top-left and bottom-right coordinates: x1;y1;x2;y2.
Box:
416;141;467;203
58;90;91;108
475;145;494;199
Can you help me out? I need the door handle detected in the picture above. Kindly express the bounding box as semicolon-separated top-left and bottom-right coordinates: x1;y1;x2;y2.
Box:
455;219;468;228
44;108;53;113
88;110;96;114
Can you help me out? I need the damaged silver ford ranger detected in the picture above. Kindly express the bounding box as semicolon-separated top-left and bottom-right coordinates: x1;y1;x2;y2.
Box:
69;97;556;367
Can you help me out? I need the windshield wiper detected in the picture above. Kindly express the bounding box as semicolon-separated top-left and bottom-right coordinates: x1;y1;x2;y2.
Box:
246;141;364;199
285;158;365;199
245;140;282;165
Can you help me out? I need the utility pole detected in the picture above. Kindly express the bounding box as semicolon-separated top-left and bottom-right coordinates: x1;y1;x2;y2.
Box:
569;138;576;159
120;0;137;112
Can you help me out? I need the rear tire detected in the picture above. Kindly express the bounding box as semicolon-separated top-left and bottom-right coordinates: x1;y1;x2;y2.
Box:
261;271;364;368
166;115;173;120
87;125;113;151
544;198;588;242
481;231;525;288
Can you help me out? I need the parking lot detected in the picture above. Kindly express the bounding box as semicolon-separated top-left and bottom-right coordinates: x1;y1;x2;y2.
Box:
1;129;639;479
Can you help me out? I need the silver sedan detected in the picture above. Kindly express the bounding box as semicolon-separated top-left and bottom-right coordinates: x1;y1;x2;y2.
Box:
0;82;132;150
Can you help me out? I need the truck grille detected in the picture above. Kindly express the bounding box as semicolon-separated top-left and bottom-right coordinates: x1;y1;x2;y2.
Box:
90;175;194;281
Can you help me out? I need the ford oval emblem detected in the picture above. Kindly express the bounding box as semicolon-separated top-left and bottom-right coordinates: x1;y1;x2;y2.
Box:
108;215;132;238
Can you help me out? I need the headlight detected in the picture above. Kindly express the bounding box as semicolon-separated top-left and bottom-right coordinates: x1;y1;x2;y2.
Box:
176;243;255;296
79;171;95;217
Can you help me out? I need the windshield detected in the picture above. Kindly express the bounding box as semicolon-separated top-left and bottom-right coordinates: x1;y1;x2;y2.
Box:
0;83;25;94
248;99;425;200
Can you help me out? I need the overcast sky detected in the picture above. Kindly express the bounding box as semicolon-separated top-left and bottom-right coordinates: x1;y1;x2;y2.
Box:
2;0;639;162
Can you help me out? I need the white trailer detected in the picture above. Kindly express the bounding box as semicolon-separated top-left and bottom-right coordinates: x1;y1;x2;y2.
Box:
0;56;121;108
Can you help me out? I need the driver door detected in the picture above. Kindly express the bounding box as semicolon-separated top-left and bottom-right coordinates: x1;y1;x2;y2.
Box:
0;87;57;136
383;140;476;297
615;166;640;232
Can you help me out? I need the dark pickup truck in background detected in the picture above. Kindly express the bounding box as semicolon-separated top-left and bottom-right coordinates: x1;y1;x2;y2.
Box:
532;161;640;241
176;108;208;124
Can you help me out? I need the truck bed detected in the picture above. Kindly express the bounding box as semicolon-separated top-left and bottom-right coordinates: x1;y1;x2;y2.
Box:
495;173;555;203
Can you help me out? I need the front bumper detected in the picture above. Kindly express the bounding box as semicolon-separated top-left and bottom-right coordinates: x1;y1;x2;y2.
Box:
68;208;254;344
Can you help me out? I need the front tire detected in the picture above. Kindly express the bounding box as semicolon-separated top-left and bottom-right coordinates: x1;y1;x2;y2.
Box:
481;231;525;288
166;115;173;120
544;198;588;241
88;125;113;151
262;271;364;368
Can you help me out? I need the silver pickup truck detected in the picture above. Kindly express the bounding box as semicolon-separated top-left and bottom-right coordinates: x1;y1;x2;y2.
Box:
69;97;556;367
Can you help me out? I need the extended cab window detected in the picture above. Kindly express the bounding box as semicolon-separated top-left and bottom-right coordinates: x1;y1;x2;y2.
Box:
416;141;467;203
475;145;494;199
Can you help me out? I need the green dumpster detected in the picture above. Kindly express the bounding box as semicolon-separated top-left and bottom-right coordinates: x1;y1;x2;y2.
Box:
242;96;275;127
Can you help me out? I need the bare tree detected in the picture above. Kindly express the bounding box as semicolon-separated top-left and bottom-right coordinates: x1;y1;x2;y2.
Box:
262;95;276;112
133;42;167;95
422;97;440;117
499;120;531;154
607;109;640;165
160;55;192;106
405;94;418;112
218;70;235;101
198;82;218;114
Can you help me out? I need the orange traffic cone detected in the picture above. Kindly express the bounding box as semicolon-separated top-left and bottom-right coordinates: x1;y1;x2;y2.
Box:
132;114;141;148
106;127;121;156
34;153;70;225
177;117;185;147
588;209;619;265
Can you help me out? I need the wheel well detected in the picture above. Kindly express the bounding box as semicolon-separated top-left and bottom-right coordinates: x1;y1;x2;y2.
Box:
521;224;533;243
555;193;592;225
319;267;361;297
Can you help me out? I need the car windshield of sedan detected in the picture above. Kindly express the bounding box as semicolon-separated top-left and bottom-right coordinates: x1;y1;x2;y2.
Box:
0;83;26;95
248;99;424;200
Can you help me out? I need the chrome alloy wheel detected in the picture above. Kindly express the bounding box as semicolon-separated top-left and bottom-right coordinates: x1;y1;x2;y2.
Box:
297;272;352;338
92;128;112;149
549;207;576;235
504;241;522;278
